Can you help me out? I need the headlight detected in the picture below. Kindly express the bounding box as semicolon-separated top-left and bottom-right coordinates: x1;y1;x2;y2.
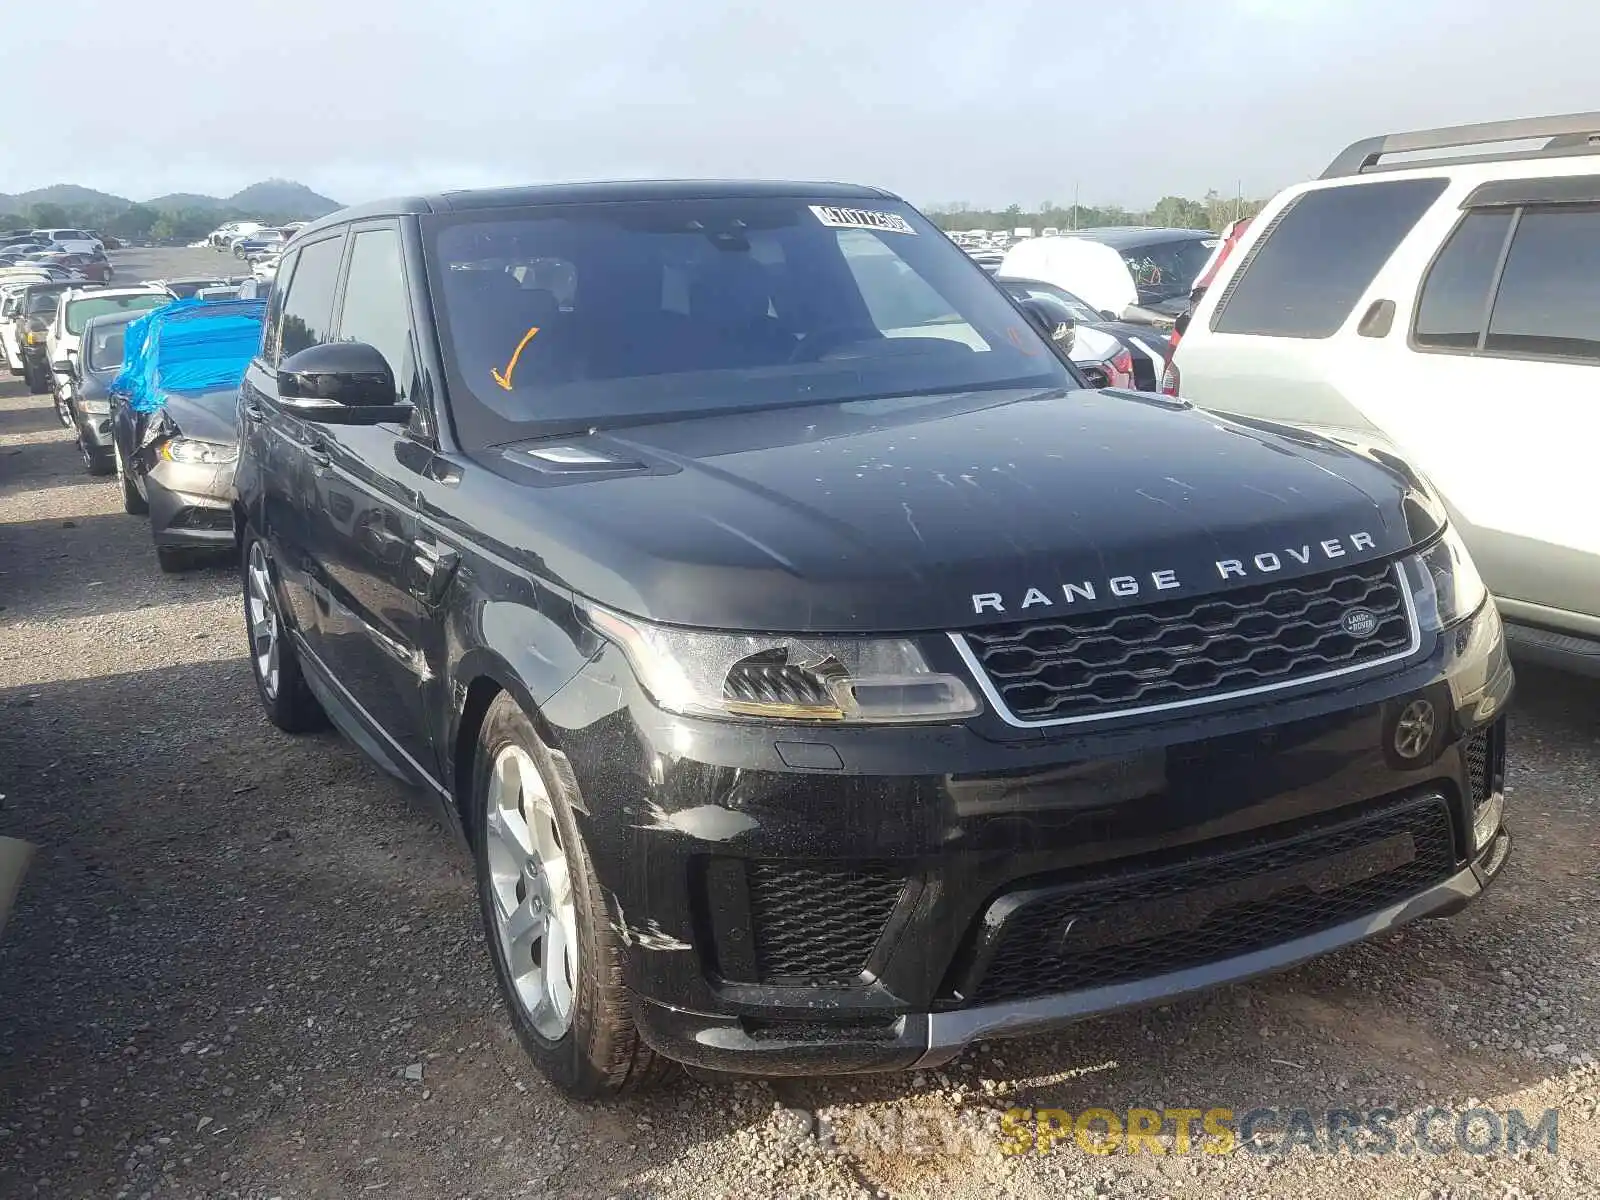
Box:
1407;525;1488;630
81;399;110;415
586;607;981;723
158;437;238;466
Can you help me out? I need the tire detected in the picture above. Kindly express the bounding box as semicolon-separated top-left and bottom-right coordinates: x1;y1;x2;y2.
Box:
471;694;673;1098
115;443;148;515
241;530;327;733
25;364;48;395
156;546;193;573
81;437;113;476
54;391;74;429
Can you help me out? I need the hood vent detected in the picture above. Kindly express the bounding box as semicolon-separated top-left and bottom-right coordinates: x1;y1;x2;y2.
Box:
506;442;649;474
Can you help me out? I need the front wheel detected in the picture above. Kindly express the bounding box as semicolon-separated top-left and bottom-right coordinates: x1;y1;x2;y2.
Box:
472;694;673;1098
115;443;148;514
54;390;74;428
241;531;326;732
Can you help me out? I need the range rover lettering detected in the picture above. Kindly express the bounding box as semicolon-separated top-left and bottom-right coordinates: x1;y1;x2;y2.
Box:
234;182;1513;1098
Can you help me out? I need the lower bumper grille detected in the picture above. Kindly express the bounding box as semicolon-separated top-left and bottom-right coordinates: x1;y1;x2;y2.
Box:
961;796;1457;1005
747;862;906;986
1463;724;1495;807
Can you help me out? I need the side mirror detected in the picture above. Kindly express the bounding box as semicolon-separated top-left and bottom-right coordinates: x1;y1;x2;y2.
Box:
50;358;73;374
1173;311;1192;337
1098;309;1118;322
277;342;411;424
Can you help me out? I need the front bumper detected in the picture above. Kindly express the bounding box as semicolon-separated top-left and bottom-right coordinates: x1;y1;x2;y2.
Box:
537;601;1513;1075
145;458;237;548
76;411;115;454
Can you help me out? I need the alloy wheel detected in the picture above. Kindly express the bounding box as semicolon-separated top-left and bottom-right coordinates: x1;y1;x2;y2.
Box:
484;745;578;1040
246;542;281;701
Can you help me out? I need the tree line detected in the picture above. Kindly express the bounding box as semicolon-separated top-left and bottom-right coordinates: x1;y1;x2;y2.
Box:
925;190;1269;233
3;201;306;243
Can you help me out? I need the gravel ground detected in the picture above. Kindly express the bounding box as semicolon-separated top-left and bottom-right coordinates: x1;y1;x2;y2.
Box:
1;248;1598;1200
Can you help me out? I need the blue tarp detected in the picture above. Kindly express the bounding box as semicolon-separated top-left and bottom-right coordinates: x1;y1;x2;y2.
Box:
114;297;268;414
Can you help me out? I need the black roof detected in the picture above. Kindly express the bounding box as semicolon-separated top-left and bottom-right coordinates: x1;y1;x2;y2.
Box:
294;179;898;243
1061;227;1215;249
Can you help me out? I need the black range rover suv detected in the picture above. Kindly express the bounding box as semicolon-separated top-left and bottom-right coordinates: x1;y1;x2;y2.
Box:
234;182;1513;1097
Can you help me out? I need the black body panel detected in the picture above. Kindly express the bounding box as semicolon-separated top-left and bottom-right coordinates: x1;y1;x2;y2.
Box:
233;183;1513;1077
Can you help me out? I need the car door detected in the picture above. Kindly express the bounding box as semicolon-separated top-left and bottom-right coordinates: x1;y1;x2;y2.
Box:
301;221;440;778
240;233;346;642
1350;181;1600;629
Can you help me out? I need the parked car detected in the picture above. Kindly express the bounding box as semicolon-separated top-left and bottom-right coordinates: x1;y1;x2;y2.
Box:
236;181;1510;1098
0;286;29;374
209;221;263;250
46;286;170;408
110;297;266;572
147;276;232;300
1172;110;1600;678
32;228;102;256
250;252;282;282
60;250;113;283
12;280;94;393
1001;227;1221;325
55;310;142;475
235;229;286;259
195;284;243;300
998;277;1173;391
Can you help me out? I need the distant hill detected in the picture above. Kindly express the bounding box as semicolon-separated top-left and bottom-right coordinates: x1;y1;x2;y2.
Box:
0;183;133;214
0;179;342;220
225;179;340;218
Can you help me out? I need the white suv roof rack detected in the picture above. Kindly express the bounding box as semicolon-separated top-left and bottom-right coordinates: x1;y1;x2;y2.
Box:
1321;111;1600;179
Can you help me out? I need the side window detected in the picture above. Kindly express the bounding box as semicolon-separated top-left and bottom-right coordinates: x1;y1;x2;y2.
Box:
259;249;297;363
1486;207;1600;362
1413;211;1513;350
334;227;414;401
1211;178;1448;338
276;235;345;362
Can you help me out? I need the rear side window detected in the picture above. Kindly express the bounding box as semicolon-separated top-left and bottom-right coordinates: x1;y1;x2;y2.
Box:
1211;178;1447;338
1485;207;1600;361
1413;211;1513;349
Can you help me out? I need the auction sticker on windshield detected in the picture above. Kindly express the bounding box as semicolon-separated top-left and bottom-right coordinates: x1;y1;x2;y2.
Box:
810;206;918;235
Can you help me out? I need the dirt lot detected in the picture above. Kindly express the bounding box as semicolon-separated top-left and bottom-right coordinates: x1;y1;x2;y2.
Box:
2;249;1599;1199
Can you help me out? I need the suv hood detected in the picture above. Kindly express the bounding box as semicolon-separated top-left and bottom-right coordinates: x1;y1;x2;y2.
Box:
481;387;1445;633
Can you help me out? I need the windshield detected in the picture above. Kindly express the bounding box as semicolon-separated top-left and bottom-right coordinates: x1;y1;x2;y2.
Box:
999;279;1101;323
1121;237;1219;305
425;197;1073;446
67;293;167;334
86;324;128;371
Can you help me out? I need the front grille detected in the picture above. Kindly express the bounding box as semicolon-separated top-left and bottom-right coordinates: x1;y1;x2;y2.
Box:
962;559;1413;725
747;862;906;985
964;796;1456;1004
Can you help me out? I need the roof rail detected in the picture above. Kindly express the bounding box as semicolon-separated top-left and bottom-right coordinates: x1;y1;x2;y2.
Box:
1320;112;1600;179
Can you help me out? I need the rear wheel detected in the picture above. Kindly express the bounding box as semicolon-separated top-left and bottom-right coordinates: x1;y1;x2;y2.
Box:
242;531;326;732
115;443;147;515
472;694;673;1098
24;363;48;394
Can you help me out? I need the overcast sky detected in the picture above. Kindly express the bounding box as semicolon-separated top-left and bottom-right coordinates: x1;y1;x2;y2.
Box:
6;0;1600;210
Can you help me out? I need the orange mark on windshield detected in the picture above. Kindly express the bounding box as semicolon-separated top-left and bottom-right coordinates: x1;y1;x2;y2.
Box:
1007;326;1039;356
491;325;542;391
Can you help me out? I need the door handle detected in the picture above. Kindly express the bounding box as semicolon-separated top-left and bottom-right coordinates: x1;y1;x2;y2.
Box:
243;402;265;423
411;539;461;606
307;442;331;470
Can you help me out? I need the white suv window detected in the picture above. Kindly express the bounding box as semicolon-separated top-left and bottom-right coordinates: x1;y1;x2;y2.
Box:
1211;178;1447;339
1486;207;1600;362
1413;204;1600;363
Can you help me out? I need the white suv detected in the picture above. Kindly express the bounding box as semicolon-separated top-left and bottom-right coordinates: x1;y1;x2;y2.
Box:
1171;112;1600;677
